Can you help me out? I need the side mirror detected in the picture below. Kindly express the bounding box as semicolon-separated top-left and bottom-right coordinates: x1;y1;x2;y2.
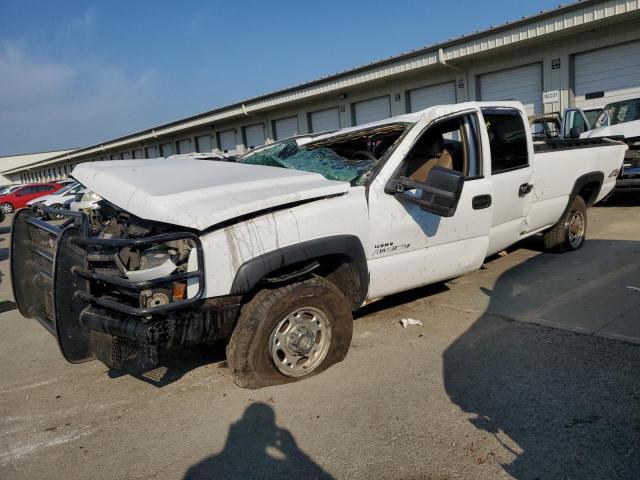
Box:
393;166;465;217
569;126;582;138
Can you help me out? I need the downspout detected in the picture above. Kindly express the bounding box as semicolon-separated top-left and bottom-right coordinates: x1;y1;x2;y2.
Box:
241;103;271;146
437;48;461;72
438;48;466;101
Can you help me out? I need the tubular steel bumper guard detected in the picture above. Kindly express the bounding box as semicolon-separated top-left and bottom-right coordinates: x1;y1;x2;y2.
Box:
11;206;205;372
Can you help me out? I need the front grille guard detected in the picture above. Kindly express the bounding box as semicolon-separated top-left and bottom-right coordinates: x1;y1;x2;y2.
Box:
11;206;206;365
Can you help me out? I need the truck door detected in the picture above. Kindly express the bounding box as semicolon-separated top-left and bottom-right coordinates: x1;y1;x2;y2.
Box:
480;108;534;256
562;108;590;138
366;111;493;299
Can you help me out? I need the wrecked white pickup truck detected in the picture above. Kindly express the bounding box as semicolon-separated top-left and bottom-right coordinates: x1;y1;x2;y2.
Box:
11;102;627;388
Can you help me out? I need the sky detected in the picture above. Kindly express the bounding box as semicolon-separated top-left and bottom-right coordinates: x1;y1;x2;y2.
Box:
0;0;564;156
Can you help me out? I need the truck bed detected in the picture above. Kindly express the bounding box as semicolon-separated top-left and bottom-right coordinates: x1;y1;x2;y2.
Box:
533;136;625;153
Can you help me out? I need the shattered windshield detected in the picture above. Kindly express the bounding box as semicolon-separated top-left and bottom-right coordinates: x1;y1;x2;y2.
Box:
237;123;409;185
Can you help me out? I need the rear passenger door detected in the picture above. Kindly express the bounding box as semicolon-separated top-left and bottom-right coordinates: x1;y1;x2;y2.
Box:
480;108;534;256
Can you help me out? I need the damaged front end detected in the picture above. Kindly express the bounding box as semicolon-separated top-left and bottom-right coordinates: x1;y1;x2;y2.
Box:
11;204;238;377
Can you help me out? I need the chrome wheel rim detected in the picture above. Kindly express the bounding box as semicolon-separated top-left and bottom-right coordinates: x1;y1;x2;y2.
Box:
567;210;585;248
1;203;11;213
269;306;331;377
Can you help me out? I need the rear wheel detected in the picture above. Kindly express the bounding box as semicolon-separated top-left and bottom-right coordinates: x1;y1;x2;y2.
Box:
543;195;587;252
0;203;14;214
227;276;353;389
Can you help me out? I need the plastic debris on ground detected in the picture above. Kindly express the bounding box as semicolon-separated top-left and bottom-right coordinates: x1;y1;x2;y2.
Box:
400;318;423;328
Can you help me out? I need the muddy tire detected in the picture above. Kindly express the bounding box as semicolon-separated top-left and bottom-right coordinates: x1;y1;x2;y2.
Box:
227;276;352;389
543;195;587;252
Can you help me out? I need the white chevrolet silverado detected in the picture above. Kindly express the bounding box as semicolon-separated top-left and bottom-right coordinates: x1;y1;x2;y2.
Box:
11;102;627;388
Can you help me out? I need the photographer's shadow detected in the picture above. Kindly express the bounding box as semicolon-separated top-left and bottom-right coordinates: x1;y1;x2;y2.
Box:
184;402;333;480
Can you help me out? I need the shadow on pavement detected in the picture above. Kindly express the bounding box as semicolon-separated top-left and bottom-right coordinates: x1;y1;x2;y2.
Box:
184;403;333;480
596;191;639;207
443;239;640;479
107;344;228;387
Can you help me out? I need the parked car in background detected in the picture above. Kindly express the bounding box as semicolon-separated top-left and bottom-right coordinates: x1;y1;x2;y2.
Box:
562;105;605;138
0;182;62;213
27;181;85;219
70;189;102;212
0;185;21;196
578;98;640;192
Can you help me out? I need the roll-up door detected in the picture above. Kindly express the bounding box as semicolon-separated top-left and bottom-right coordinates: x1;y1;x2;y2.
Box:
176;139;193;154
244;124;265;149
145;146;158;159
479;64;543;115
217;130;237;154
196;135;212;153
309;108;340;133
160;143;174;157
409;82;457;112
353;96;391;125
273;116;299;140
574;41;640;108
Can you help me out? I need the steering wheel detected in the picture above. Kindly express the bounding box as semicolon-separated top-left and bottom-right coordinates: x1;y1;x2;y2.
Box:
350;150;377;161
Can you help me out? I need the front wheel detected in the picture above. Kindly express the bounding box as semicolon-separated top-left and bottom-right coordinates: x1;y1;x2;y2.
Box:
0;203;14;214
227;276;353;389
543;195;587;252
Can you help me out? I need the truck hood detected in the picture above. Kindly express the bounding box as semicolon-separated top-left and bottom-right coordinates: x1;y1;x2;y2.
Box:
581;119;640;139
72;159;350;230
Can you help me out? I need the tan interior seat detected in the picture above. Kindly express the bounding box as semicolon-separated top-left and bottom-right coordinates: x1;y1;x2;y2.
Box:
406;134;454;183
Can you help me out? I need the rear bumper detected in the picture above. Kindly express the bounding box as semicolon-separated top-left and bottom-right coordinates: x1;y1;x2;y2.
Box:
11;207;238;375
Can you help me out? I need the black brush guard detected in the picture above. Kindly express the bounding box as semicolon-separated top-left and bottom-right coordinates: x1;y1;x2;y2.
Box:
11;207;206;372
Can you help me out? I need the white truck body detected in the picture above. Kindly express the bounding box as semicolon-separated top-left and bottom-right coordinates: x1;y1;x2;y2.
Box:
74;102;625;300
13;101;627;387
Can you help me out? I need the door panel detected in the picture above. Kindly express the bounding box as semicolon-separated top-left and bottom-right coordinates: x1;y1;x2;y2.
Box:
367;113;492;299
480;108;534;256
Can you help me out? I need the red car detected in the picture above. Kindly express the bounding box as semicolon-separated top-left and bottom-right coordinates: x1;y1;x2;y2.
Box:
0;183;63;214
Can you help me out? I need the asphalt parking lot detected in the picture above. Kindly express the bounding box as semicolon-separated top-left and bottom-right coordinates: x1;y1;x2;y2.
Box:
1;196;639;480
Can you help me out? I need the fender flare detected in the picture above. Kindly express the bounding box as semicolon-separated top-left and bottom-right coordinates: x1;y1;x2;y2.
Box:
555;171;603;225
230;235;369;305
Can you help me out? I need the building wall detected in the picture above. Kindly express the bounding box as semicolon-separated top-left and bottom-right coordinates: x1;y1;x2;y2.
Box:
9;5;640;183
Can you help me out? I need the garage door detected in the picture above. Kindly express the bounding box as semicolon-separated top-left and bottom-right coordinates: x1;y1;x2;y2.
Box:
479;64;543;115
176;139;193;154
309;108;340;133
195;135;212;153
353;96;391;125
409;82;457;112
244;124;265;149
273;116;299;140
574;41;640;109
218;130;237;154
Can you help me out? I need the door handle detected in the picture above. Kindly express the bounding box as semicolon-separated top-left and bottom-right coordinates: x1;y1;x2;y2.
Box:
518;183;534;197
472;194;492;210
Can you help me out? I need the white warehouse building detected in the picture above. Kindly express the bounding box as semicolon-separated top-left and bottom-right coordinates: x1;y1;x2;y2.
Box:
4;0;640;183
